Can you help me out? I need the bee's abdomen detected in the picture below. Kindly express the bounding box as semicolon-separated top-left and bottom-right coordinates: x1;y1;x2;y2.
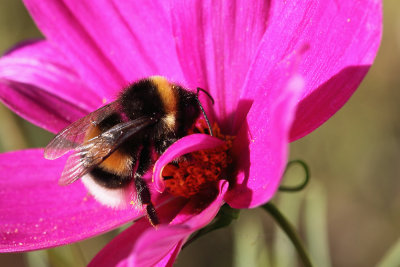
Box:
90;166;132;189
84;112;136;189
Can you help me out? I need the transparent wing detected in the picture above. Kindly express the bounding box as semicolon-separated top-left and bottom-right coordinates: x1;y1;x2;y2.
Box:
44;101;121;160
58;117;156;185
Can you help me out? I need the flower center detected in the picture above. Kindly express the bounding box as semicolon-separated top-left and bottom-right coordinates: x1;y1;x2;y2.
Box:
161;121;234;198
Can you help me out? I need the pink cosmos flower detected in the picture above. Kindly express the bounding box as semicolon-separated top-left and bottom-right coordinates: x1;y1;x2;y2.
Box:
0;0;381;266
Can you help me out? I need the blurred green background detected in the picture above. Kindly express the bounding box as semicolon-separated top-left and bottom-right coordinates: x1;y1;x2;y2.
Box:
0;1;399;267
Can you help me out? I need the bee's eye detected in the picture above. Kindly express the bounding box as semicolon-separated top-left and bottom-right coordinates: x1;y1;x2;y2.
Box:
185;103;200;123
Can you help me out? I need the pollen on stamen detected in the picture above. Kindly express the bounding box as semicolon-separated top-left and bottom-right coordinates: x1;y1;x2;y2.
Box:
162;121;234;198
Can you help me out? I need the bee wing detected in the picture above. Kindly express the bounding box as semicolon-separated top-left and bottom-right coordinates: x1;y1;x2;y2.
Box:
44;101;121;160
58;116;156;185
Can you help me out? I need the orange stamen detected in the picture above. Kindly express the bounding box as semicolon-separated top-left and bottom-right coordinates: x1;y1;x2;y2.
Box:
162;121;234;198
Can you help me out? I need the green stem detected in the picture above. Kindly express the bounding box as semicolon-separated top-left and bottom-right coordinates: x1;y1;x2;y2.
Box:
262;202;313;267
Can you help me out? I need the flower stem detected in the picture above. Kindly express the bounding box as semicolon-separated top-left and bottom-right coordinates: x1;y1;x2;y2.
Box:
262;202;313;267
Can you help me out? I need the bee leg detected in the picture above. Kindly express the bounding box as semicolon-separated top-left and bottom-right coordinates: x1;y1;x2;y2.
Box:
134;144;159;226
134;177;159;226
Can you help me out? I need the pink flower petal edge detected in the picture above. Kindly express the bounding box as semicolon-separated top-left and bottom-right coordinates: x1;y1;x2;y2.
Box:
0;40;102;133
0;149;149;252
153;134;225;193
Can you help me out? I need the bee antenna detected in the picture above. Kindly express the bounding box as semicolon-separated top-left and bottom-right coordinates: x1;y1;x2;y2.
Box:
196;87;214;137
196;87;215;105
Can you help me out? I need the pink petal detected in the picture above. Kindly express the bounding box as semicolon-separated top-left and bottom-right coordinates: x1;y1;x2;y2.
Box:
88;198;188;267
225;73;304;209
290;1;382;140
91;182;227;267
170;180;228;227
154;244;182;267
130;227;189;267
92;222;186;267
0;40;101;133
238;0;382;141
23;0;185;99
170;0;270;130
153;134;225;193
0;149;149;252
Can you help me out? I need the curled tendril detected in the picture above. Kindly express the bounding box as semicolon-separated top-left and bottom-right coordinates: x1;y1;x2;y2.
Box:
279;159;310;192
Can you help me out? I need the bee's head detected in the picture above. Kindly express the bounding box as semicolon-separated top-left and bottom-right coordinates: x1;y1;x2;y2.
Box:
180;87;214;136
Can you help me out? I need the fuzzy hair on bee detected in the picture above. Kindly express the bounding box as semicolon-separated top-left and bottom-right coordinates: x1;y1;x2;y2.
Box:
44;76;204;225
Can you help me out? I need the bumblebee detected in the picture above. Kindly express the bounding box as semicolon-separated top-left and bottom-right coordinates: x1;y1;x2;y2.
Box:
44;76;210;225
